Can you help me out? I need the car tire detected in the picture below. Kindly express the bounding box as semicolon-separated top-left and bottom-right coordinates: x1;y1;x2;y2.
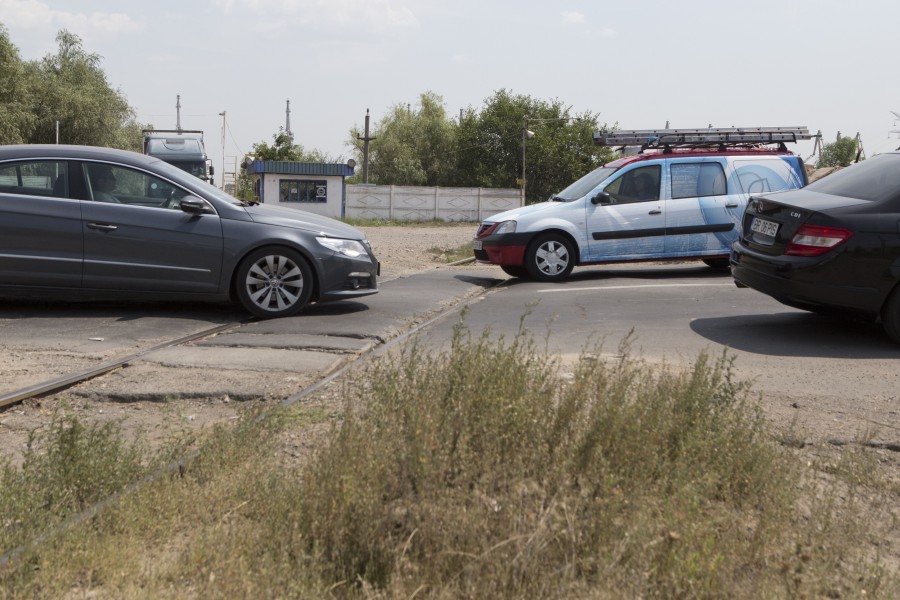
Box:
500;265;528;279
235;246;314;318
524;233;575;282
702;258;731;270
881;285;900;343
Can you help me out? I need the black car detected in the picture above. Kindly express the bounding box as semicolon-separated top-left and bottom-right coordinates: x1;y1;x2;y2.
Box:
731;152;900;342
0;145;379;318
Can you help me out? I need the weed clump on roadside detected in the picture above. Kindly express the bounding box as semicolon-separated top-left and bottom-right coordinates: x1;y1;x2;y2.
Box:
0;324;893;598
427;242;473;263
288;323;890;598
0;413;150;553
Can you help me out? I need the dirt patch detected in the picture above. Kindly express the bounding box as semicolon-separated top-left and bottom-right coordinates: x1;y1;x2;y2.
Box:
361;223;476;278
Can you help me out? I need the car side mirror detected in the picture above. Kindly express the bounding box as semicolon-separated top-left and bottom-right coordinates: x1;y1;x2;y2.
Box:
180;196;212;215
591;191;612;205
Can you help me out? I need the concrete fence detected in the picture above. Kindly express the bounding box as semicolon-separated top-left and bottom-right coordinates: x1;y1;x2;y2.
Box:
346;184;522;222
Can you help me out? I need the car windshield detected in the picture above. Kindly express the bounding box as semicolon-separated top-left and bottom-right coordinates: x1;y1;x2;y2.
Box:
551;166;618;201
805;153;900;202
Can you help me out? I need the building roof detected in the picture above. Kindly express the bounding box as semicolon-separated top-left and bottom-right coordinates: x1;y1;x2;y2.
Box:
248;160;355;177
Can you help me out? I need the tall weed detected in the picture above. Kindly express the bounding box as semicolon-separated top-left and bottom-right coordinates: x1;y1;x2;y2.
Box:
285;324;890;598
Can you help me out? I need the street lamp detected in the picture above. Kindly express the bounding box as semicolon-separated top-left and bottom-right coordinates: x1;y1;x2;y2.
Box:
521;115;577;203
522;127;534;203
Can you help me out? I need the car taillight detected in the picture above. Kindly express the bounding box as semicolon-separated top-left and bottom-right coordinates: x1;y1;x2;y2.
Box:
785;224;853;257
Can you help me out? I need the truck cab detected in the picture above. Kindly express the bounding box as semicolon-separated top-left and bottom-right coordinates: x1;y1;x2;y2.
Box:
142;129;213;184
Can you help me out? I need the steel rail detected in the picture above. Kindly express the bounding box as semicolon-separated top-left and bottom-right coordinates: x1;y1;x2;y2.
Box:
0;321;247;411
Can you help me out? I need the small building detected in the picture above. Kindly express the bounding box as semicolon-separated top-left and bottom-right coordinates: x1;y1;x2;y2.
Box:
246;160;356;219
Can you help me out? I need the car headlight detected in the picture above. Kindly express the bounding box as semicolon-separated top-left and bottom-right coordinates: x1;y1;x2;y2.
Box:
495;220;517;234
316;237;367;258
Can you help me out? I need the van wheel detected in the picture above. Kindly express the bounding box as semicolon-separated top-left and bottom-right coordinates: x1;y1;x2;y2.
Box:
702;258;731;270
525;233;575;282
235;247;314;318
881;285;900;344
500;265;528;278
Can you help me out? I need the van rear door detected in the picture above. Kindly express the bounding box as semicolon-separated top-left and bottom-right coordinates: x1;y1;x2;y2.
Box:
663;158;738;255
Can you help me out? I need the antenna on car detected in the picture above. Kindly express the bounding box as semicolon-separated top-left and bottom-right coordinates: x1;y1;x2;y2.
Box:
594;126;816;154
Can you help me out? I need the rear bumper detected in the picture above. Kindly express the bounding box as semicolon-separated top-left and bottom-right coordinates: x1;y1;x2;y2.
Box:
730;242;884;314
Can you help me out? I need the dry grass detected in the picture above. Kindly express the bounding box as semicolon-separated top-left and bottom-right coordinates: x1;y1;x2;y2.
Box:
427;242;473;263
0;323;896;598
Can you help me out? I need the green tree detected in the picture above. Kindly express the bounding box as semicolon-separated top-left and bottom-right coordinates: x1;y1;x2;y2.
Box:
0;24;34;144
237;129;341;202
454;89;615;203
818;134;860;168
250;127;338;162
348;91;456;186
26;30;141;148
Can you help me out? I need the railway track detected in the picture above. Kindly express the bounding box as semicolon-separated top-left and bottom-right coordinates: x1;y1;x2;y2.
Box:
0;274;502;570
0;321;247;411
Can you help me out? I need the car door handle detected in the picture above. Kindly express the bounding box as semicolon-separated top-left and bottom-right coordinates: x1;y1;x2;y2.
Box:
87;222;118;231
648;209;662;215
725;202;739;208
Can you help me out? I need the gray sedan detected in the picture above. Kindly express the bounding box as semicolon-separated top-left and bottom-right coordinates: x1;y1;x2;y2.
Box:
0;145;379;318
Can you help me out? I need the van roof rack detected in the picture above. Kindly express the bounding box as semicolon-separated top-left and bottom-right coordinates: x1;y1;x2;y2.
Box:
594;126;816;153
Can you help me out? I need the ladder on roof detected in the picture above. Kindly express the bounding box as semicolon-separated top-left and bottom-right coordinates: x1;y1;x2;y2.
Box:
594;126;817;150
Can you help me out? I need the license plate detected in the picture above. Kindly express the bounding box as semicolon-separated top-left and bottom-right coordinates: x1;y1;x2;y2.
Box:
472;239;483;250
750;217;779;238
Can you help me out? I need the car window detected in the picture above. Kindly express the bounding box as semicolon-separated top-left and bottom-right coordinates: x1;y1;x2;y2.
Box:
605;165;660;203
671;162;726;199
732;159;800;195
804;153;900;202
0;160;69;198
83;162;190;209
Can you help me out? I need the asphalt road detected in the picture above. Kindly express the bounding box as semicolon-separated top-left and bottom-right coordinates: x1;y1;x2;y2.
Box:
2;263;899;404
414;263;900;404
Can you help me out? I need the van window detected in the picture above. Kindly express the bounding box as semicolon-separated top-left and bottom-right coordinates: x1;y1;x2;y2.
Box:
733;159;800;194
671;162;726;198
605;165;660;203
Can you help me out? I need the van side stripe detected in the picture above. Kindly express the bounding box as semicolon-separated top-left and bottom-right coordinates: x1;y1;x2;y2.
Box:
592;223;733;241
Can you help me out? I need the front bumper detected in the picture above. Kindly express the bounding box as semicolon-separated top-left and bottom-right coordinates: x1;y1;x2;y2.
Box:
472;232;533;266
316;254;379;302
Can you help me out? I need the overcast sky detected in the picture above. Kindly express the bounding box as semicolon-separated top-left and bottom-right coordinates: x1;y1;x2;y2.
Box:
2;0;899;183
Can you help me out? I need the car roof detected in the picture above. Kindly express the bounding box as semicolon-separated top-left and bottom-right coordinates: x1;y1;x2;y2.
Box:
0;144;159;169
605;148;797;168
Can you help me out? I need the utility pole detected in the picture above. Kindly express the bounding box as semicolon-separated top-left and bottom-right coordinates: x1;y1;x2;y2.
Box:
285;99;293;142
219;111;226;190
176;95;182;132
357;109;377;184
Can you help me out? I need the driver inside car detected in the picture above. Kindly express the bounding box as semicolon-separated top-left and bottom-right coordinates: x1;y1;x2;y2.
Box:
90;166;121;202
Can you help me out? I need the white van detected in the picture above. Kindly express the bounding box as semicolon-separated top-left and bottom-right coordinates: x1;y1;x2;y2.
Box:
472;127;812;281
